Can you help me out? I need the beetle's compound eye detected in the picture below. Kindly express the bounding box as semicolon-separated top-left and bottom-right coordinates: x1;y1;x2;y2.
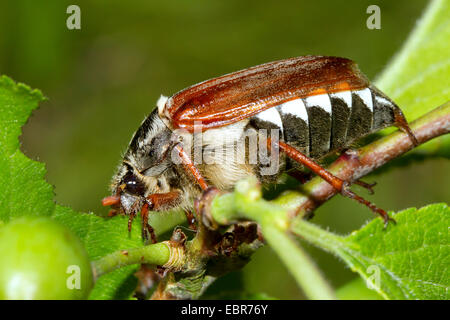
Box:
122;172;146;196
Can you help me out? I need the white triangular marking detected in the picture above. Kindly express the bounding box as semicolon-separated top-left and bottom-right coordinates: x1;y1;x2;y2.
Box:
353;88;373;112
279;99;308;123
304;93;332;114
255;107;284;131
330;91;352;109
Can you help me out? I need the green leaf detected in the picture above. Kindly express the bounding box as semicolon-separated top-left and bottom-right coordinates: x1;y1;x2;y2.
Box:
376;0;450;156
89;266;139;300
292;203;449;300
0;76;52;221
54;204;184;299
336;278;383;300
0;75;185;299
344;203;449;300
336;277;383;300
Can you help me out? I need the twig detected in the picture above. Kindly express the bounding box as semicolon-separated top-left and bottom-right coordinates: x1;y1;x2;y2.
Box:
91;241;182;280
213;178;336;299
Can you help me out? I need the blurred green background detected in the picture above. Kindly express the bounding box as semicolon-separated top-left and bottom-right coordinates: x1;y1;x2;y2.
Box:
1;0;448;299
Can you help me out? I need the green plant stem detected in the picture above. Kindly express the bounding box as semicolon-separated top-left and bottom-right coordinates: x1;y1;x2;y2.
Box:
211;178;336;300
263;225;336;300
290;217;347;255
91;242;171;280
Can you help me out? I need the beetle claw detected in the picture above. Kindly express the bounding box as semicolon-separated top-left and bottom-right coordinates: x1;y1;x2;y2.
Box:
354;179;377;195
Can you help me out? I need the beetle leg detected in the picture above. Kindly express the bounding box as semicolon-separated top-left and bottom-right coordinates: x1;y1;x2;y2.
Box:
138;191;183;243
289;167;376;195
172;143;215;229
174;143;209;191
341;182;395;227
270;139;394;225
147;191;182;211
146;223;157;244
126;200;142;234
128;211;136;232
194;187;221;230
184;210;197;231
108;209;119;217
140;202;157;244
353;179;377;195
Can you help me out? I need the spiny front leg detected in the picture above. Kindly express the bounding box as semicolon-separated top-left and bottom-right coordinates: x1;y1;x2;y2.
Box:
140;203;156;244
141;191;182;243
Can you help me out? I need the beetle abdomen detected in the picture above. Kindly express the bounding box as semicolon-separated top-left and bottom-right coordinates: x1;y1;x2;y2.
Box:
250;85;399;162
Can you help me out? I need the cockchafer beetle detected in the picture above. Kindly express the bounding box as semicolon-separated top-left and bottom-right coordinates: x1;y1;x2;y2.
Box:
102;56;417;242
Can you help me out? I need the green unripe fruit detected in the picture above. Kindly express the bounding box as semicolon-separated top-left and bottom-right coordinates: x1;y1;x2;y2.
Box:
0;217;93;299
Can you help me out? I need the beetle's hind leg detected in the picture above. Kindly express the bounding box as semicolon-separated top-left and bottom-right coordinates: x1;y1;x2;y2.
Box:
353;179;377;195
341;182;395;226
271;139;394;226
289;169;377;195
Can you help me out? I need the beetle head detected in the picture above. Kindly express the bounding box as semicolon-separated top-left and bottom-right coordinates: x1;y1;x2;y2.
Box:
103;108;175;215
